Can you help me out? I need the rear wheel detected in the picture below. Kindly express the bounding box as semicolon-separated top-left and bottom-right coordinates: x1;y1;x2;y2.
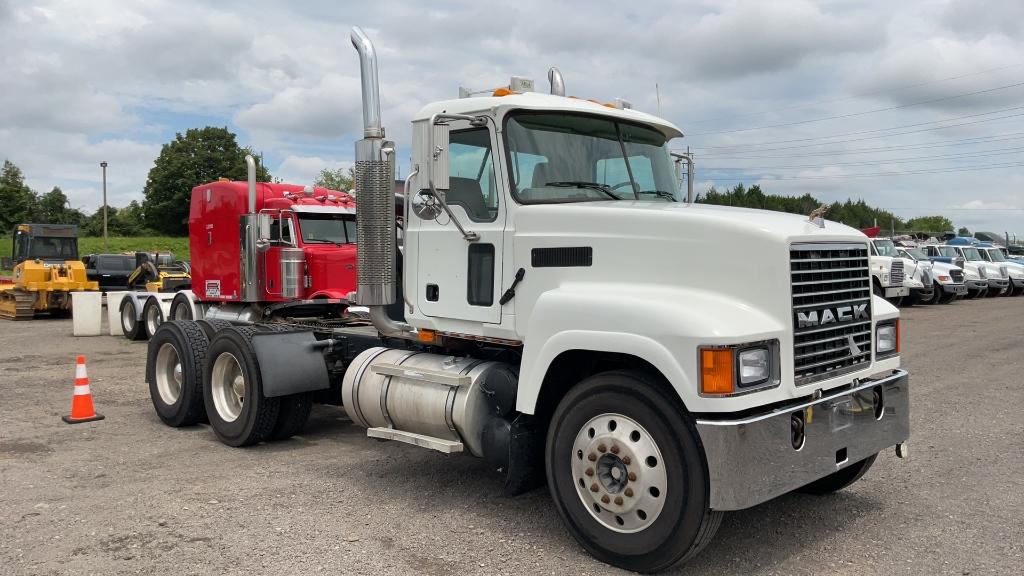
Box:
546;371;721;573
169;292;194;320
254;323;313;440
143;296;164;338
204;326;280;447
196;319;234;341
120;297;146;341
797;455;877;495
146;320;209;427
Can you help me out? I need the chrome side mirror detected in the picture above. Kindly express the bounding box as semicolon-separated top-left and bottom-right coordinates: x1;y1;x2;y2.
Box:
412;190;442;221
430;123;450;191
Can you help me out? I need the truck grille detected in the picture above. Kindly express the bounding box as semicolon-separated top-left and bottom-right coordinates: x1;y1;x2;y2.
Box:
950;269;964;283
890;260;904;285
790;243;873;385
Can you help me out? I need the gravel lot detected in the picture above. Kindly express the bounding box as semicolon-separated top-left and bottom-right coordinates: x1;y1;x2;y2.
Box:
1;298;1022;575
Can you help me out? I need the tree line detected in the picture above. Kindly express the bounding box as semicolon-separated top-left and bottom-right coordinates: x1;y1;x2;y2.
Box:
697;184;962;236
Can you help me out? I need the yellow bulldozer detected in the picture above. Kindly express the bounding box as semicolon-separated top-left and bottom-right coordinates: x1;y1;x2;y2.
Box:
0;223;99;320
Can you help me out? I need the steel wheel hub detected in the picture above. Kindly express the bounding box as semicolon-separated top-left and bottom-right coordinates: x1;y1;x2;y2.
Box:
211;353;245;422
154;343;182;405
571;413;668;533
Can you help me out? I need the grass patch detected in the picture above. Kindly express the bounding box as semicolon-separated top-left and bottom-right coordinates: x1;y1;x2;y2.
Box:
0;236;189;276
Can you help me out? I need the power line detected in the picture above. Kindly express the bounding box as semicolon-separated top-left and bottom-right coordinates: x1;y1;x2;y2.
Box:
697;160;1024;180
686;62;1024;125
696;132;1024;159
703;145;1024;170
693;106;1024;153
687;79;1024;137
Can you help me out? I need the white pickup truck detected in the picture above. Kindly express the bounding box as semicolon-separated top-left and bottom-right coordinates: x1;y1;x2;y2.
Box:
978;245;1024;296
870;238;909;304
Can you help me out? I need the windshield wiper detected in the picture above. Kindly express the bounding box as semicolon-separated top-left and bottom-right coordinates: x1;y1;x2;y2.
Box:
304;238;344;246
637;190;677;202
545;181;622;200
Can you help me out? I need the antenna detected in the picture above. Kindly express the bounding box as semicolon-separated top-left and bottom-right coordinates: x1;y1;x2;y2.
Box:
656;83;661;116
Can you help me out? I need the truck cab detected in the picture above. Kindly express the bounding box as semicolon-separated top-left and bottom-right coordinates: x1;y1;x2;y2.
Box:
924;244;988;298
945;238;1008;297
868;238;909;303
893;246;934;305
977;243;1024;296
900;246;966;303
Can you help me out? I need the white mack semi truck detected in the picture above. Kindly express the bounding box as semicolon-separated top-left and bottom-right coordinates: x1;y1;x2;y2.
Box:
145;27;910;572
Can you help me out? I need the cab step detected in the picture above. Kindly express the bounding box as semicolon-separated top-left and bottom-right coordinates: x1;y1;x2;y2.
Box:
367;427;464;454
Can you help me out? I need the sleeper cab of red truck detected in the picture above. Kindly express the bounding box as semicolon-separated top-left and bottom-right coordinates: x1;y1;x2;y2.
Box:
188;180;358;302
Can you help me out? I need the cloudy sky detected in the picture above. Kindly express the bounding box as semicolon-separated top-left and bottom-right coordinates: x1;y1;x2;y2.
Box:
2;0;1023;235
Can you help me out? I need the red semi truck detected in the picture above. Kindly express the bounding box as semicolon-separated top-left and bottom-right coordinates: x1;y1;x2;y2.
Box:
119;157;362;340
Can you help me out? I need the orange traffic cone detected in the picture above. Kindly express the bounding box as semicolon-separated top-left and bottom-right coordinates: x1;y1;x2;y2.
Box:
62;355;104;424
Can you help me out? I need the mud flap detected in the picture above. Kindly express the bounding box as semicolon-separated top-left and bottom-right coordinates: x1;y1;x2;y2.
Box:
251;330;331;397
482;413;545;497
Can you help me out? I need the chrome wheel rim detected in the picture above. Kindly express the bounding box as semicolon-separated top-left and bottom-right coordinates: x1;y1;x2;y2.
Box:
121;303;135;332
571;413;668;533
211;352;244;422
154;343;182;405
145;304;162;335
172;302;190;320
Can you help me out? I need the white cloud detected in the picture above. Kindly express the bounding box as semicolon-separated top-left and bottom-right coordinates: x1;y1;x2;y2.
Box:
275;155;352;186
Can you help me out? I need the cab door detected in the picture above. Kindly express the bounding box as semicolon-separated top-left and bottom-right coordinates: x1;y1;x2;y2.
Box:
416;122;505;323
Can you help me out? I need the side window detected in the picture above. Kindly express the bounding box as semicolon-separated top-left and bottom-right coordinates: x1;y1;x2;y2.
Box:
270;217;295;246
448;128;498;222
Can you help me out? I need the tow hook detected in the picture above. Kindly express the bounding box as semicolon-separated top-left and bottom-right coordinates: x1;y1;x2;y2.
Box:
790;411;805;450
895;442;909;459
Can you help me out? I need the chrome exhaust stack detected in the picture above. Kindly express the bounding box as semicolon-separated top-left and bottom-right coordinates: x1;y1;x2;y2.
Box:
240;154;260;301
548;67;565;96
351;26;409;336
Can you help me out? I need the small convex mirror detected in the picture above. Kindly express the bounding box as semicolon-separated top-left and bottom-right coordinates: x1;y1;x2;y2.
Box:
412;190;443;221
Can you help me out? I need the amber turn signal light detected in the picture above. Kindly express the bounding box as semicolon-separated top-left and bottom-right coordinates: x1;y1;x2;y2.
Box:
700;348;735;395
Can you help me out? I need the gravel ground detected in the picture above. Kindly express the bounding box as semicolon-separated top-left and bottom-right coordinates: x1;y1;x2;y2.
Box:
1;298;1022;575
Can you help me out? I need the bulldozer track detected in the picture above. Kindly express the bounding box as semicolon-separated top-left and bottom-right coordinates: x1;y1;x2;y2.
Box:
0;289;37;321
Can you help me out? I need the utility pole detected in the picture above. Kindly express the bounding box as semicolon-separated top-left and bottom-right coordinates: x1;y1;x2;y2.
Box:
100;161;108;251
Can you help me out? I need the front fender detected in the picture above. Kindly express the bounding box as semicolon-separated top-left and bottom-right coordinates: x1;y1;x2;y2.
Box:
516;284;786;415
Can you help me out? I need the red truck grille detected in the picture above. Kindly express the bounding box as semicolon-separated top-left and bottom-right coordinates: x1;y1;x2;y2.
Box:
790;243;873;386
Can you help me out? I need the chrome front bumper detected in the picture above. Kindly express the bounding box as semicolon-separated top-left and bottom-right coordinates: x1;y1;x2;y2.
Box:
884;286;909;298
987;278;1009;290
966;279;988;291
1011;277;1024;288
695;370;909;511
941;283;968;295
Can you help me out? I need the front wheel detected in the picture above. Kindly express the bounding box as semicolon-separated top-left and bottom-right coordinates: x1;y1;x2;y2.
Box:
546;371;722;573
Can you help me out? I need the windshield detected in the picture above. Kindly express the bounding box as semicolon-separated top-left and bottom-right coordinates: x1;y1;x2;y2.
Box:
907;248;928;260
505;112;679;203
985;248;1006;262
936;246;957;258
28;236;78;260
961;247;983;261
297;213;356;245
873;239;898;257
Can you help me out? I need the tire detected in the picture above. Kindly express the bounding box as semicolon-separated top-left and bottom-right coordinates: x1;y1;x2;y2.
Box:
196;319;234;341
546;371;722;573
169;292;194;321
143;296;164;339
796;455;877;495
146;320;209;427
270;393;313;440
872;281;883;298
887;296;903;307
902;293;918;307
203;326;280;447
120;297;146;341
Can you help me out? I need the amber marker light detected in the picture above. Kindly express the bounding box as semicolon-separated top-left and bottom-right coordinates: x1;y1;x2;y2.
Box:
700;348;735;395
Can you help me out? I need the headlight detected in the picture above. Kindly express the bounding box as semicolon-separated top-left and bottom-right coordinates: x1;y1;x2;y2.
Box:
738;347;770;387
876;321;899;356
882;273;890;283
937;275;951;282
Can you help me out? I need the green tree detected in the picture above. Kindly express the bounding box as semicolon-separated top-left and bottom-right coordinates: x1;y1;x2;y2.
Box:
314;166;355;191
0;160;36;231
142;127;270;235
33;186;85;225
905;216;954;234
958;226;971;236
